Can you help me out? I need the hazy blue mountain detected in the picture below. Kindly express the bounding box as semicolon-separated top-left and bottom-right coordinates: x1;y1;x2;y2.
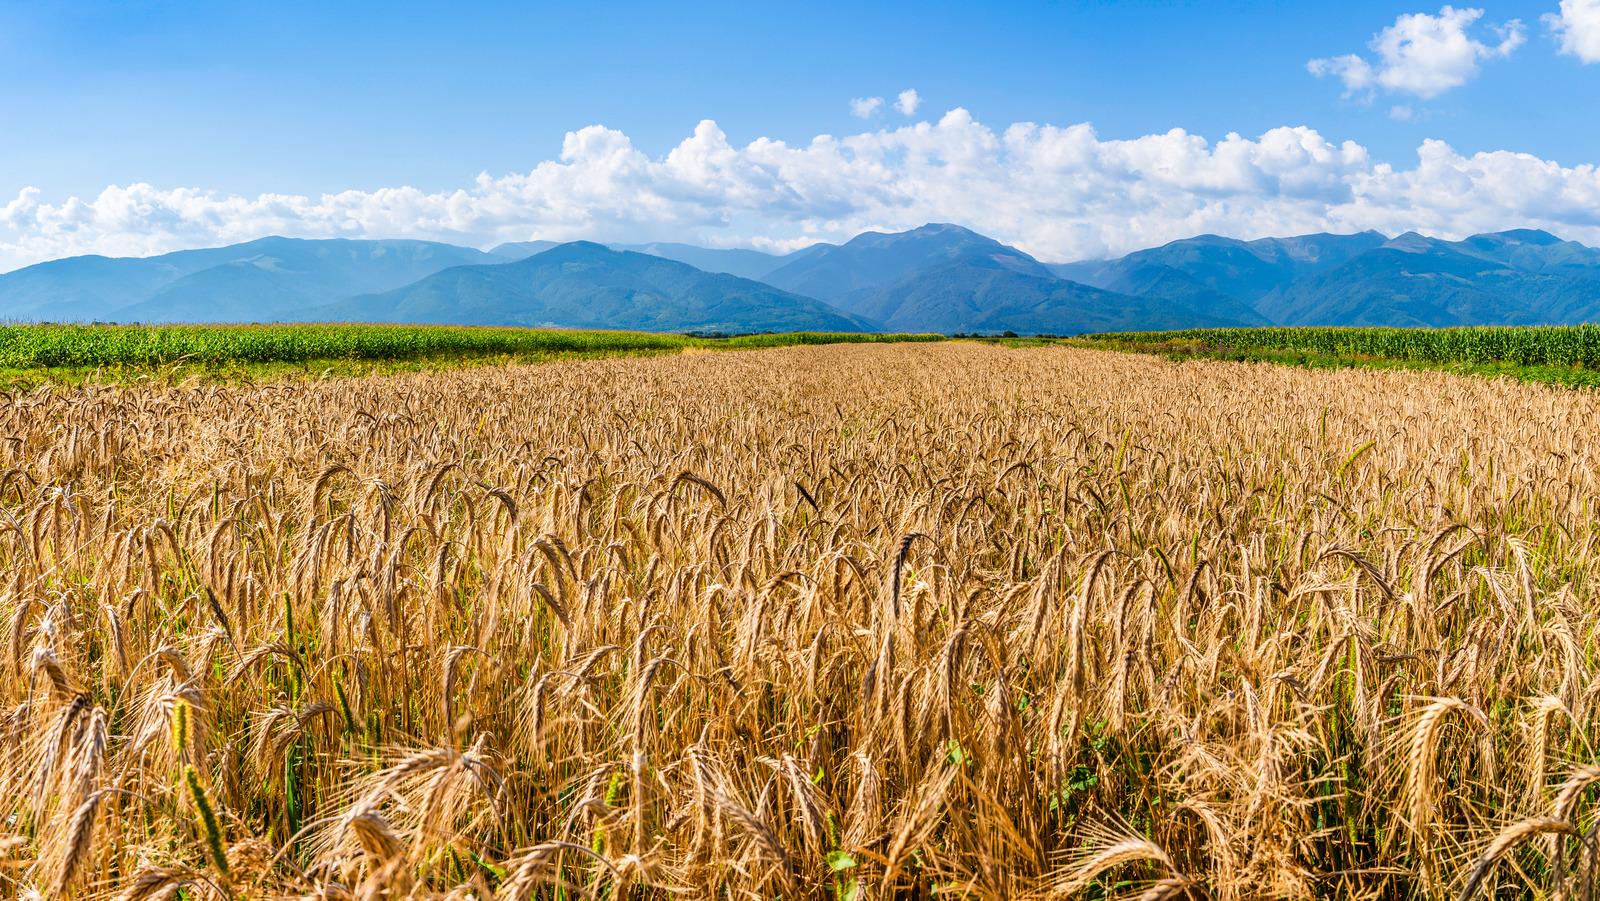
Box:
115;238;510;323
838;256;1252;334
1450;229;1600;279
492;240;825;281
1256;232;1600;327
1048;228;1600;328
761;223;1054;301
305;241;877;333
760;223;1247;333
0;237;508;323
14;224;1600;333
608;243;792;280
1051;231;1389;303
488;241;561;260
0;241;310;321
0;256;179;322
1083;261;1272;327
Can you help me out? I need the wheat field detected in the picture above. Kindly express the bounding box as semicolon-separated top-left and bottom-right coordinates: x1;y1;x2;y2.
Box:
4;342;1600;900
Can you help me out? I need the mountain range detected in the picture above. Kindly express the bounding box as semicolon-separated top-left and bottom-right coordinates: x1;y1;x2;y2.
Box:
0;237;506;325
7;223;1600;334
311;241;874;333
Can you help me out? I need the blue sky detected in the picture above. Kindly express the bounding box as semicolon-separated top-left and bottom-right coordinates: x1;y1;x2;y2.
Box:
3;0;1600;269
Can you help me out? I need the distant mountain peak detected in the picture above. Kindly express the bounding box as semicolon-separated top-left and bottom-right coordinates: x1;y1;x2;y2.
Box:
763;223;1052;302
844;222;995;248
1382;232;1436;253
544;240;610;256
911;222;981;235
1491;228;1562;246
306;240;875;334
489;240;560;259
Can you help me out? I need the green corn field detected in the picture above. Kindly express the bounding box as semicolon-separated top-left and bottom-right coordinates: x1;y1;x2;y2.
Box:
1086;324;1600;369
0;322;943;370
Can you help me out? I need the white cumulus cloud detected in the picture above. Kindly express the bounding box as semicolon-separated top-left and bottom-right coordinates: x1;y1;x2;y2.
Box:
6;111;1600;271
895;89;922;116
1309;5;1524;99
1545;0;1600;62
849;96;883;118
1307;54;1377;93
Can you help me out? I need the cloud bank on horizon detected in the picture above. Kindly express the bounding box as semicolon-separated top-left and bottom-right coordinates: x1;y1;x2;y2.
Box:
4;107;1600;271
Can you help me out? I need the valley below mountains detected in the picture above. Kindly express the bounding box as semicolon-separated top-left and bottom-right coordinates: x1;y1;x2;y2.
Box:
7;222;1600;334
